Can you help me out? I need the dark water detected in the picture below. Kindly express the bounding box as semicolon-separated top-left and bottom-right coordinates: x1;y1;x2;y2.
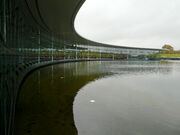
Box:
15;61;111;135
15;61;180;135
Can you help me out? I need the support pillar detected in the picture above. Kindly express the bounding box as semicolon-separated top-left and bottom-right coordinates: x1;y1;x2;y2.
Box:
38;30;41;63
51;35;54;62
76;45;78;60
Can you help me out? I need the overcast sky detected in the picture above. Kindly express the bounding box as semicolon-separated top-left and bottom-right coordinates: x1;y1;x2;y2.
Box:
75;0;180;49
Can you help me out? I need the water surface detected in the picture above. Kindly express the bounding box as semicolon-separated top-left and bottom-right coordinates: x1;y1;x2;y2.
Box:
15;61;111;135
15;61;180;135
74;61;180;135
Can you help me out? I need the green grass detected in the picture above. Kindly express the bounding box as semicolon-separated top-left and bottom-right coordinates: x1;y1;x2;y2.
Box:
159;54;180;58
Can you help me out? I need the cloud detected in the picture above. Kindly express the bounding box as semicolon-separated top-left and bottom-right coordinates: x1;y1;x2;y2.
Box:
75;0;180;49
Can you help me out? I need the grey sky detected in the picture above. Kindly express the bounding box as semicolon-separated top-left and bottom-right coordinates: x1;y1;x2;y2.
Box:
75;0;180;49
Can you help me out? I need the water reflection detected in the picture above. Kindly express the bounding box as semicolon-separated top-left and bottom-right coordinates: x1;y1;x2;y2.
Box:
74;61;180;135
107;61;173;76
14;61;111;135
14;61;180;135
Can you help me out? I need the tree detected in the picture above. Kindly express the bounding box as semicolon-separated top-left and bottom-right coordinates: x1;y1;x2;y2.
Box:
162;44;174;54
162;44;173;50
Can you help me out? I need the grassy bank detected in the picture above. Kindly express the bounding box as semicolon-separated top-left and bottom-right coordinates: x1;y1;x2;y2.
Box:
159;54;180;58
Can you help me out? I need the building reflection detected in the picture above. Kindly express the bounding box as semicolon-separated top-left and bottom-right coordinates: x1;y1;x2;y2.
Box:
14;61;173;135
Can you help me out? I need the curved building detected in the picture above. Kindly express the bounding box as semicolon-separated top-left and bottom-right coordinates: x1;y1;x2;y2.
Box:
0;0;161;134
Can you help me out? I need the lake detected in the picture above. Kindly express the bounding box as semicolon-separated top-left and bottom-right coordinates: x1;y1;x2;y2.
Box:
15;61;180;135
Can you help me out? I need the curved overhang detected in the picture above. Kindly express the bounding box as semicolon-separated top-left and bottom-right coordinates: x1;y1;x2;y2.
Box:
19;0;161;51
